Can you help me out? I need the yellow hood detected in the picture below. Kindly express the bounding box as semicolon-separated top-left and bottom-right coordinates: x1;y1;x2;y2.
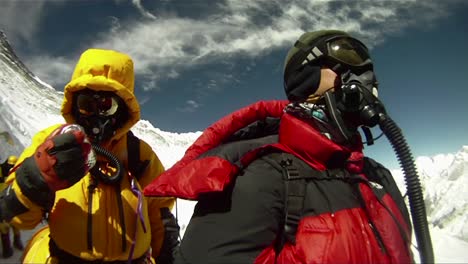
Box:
61;48;140;141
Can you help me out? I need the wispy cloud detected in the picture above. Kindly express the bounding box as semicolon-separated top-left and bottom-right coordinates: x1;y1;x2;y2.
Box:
131;0;157;19
88;0;458;88
25;55;75;90
137;95;151;106
0;1;48;46
2;0;462;94
176;100;202;113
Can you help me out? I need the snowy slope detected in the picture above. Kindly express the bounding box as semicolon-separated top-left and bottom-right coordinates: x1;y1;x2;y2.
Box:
0;31;467;263
390;146;468;263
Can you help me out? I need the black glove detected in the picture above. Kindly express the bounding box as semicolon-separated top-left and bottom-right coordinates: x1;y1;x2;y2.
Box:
37;130;92;190
15;128;92;209
156;207;180;264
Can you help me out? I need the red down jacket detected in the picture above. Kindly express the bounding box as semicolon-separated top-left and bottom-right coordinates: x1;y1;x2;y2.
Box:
144;100;413;264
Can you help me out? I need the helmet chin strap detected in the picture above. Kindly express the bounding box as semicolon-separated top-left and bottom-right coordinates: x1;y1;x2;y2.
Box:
323;91;355;142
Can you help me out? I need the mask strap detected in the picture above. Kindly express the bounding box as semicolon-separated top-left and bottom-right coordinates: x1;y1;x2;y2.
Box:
323;91;353;141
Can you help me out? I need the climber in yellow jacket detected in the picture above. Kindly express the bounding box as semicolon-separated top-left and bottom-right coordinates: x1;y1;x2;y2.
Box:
0;155;23;259
0;49;179;263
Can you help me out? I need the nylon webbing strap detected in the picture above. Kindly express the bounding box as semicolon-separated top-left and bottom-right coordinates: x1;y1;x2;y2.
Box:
280;158;304;244
127;131;150;181
127;131;140;178
277;154;330;247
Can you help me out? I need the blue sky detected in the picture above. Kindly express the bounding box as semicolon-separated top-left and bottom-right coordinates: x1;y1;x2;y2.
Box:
1;0;467;169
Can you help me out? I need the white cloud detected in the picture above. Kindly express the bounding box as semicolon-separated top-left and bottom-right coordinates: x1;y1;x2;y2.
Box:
141;76;162;92
131;0;157;20
24;55;75;90
0;1;48;46
84;0;458;90
5;0;461;93
167;69;179;79
137;95;151;106
176;100;202;113
108;16;122;34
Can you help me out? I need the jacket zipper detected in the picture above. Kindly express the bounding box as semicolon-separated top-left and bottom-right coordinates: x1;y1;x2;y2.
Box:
354;183;388;254
368;219;387;254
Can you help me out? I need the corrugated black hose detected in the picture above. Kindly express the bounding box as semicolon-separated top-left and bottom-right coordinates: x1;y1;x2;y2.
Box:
90;144;123;185
378;114;434;263
331;79;434;262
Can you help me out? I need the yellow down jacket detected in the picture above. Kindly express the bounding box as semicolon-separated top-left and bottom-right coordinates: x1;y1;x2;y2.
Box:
7;49;174;261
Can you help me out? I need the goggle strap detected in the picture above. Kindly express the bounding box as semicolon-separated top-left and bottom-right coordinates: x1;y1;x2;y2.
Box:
302;47;323;66
332;63;343;73
294;40;310;52
295;40;323;65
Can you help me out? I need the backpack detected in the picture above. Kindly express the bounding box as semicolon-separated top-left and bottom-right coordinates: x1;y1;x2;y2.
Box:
268;152;411;255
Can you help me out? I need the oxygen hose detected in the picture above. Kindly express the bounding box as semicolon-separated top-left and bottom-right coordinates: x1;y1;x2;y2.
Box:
378;114;434;263
90;143;123;185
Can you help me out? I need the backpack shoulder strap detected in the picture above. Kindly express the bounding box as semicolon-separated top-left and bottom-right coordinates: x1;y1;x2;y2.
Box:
266;152;328;255
277;153;304;245
127;131;150;180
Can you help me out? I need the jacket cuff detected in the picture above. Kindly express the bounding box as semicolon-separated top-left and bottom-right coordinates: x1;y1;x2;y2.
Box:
15;157;55;210
0;185;28;221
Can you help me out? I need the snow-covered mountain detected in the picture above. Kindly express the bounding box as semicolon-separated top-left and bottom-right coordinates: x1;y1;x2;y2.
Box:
0;31;467;263
390;148;468;263
391;147;468;241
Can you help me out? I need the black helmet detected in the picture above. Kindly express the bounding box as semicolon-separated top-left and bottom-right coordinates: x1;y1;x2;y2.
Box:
283;30;374;102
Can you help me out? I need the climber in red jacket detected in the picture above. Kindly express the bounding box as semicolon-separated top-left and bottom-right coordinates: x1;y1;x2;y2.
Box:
145;29;432;263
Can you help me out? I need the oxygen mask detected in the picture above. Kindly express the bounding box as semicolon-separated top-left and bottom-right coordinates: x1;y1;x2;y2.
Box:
73;89;127;144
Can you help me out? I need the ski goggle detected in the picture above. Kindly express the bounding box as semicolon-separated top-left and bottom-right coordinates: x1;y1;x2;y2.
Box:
76;92;120;117
296;34;372;69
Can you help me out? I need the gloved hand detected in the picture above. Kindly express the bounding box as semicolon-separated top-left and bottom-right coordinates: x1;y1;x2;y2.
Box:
156;207;180;264
34;128;93;191
0;125;95;214
14;126;93;209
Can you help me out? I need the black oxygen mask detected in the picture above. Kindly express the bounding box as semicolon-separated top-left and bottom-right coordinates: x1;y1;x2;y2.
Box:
72;89;127;144
322;64;383;144
79;115;116;144
334;69;383;128
71;89;129;184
